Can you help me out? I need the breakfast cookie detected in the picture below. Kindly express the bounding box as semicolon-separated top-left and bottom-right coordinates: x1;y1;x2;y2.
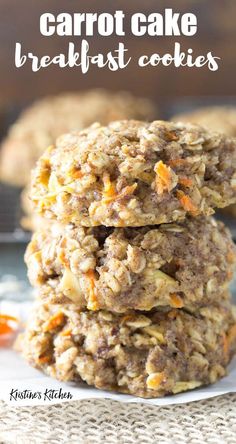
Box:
25;216;236;312
0;90;157;187
172;106;236;137
17;299;236;398
172;106;236;218
31;120;236;227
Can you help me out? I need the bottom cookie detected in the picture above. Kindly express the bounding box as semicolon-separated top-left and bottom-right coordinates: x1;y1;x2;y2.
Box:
17;299;236;398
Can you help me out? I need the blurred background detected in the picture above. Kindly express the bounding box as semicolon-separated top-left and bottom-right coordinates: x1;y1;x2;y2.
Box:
0;0;236;292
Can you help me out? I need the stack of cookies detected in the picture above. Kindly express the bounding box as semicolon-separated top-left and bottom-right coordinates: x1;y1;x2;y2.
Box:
19;120;236;398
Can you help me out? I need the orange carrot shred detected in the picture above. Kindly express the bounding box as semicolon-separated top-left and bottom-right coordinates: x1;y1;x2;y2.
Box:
71;168;84;179
0;323;14;335
0;314;18;322
38;355;51;364
60;328;72;337
154;161;173;195
86;269;99;311
0;314;19;336
103;173;116;197
170;294;184;308
43;312;65;332
147;371;166;389
102;173;137;204
58;250;70;268
177;191;199;215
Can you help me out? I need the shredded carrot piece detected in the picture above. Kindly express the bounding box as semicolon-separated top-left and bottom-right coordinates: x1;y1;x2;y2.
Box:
0;314;18;336
102;173;137;203
170;294;184;308
86;269;99;311
115;183;137;200
103;173;117;198
0;323;14;335
177;191;199;215
0;314;18;322
38;355;51;364
58;250;70;268
154;161;174;195
71;168;84;179
60;328;72;337
43;312;65;332
147;372;166;389
39;158;51;186
178;177;193;188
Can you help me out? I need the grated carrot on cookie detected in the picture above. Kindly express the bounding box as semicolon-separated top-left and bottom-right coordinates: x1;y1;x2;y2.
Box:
170;294;184;308
71;168;84;179
102;173;117;198
38;355;51;364
60;328;72;337
154;161;177;194
146;372;166;389
86;269;99;311
102;173;137;203
177;191;199;215
43;312;65;332
0;314;18;336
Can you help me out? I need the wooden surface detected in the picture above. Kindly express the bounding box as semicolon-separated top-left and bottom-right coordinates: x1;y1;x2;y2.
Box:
0;0;235;106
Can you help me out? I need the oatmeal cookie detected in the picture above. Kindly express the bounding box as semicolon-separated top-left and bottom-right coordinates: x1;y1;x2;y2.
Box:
18;299;236;398
0;90;157;187
31;120;236;227
25;217;236;312
172;106;236;137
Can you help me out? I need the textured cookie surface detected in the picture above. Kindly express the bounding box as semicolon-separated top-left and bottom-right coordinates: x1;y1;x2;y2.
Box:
31;120;236;227
172;106;236;137
25;217;236;312
0;90;157;186
172;106;236;218
18;300;236;398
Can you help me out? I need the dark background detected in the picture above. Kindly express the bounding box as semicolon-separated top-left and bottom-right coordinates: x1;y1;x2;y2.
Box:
0;0;236;106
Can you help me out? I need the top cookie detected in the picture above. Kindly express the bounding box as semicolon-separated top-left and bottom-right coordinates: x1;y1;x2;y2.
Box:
31;120;236;227
0;90;157;187
172;106;236;137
